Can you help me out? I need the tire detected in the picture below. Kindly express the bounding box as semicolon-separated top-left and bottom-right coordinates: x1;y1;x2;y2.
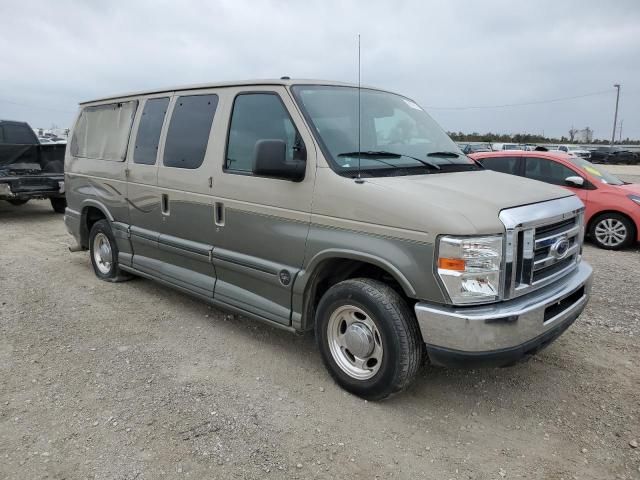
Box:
88;219;131;282
50;197;66;214
589;213;636;250
315;278;423;400
7;199;29;206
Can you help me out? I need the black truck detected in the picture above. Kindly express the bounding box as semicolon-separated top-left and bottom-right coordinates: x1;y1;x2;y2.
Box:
0;120;66;213
589;146;639;165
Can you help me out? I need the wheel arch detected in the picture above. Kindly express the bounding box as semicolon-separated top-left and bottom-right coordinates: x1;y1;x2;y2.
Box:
294;249;418;331
79;200;113;248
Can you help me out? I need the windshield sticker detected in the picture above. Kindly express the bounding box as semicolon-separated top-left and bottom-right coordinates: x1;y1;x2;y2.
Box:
584;166;602;177
403;99;423;111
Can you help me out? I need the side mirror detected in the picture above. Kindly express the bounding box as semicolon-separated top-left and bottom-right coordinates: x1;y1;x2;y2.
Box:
252;139;305;181
565;175;584;187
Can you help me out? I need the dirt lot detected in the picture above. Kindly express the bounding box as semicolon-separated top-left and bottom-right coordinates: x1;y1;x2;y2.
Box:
1;193;639;479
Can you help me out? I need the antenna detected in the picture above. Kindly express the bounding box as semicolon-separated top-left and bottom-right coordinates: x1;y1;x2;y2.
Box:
355;34;364;184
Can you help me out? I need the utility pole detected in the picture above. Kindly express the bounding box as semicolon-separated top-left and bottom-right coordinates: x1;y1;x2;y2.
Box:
610;84;620;151
618;119;623;143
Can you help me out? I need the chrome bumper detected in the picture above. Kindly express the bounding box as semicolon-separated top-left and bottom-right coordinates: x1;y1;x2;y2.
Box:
415;262;592;356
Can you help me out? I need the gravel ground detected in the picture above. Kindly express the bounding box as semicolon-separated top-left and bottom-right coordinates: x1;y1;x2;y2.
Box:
1;194;639;480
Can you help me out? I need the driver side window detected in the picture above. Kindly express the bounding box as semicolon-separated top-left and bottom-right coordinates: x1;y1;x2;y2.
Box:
225;93;304;174
525;157;578;186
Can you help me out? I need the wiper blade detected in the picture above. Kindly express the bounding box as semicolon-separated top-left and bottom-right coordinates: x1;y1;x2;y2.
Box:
338;151;440;170
338;150;401;158
427;151;460;158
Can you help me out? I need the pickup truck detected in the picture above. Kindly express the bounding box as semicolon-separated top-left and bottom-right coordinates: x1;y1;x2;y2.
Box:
0;120;66;212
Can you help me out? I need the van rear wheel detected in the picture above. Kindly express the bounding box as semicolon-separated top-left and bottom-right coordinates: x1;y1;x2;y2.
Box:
315;278;423;400
89;220;131;282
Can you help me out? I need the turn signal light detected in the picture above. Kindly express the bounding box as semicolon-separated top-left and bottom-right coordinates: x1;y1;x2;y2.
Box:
438;258;466;271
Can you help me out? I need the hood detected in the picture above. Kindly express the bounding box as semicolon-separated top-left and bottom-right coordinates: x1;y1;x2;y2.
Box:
619;183;640;196
313;168;574;242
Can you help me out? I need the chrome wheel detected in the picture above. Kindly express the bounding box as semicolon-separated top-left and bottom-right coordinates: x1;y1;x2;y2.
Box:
594;218;627;247
92;232;113;275
327;305;383;380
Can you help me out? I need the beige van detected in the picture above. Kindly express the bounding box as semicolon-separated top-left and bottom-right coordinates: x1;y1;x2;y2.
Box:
64;79;592;399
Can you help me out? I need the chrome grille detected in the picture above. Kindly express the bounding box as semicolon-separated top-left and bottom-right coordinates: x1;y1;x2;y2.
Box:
531;217;581;285
499;196;585;300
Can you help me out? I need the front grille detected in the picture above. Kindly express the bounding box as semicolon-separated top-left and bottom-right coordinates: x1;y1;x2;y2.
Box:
531;217;580;285
500;197;585;300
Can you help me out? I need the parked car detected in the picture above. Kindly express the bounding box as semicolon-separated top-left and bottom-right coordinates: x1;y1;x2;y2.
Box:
492;143;524;151
461;143;492;154
556;145;591;159
64;79;592;399
471;150;640;249
589;146;638;164
0;120;67;212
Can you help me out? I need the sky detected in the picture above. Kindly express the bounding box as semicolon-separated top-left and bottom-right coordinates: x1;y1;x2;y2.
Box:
1;0;639;140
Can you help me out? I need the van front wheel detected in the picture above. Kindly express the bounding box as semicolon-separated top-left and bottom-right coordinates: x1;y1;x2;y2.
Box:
315;278;423;400
89;220;131;282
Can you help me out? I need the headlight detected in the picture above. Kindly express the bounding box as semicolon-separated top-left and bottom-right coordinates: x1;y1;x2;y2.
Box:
629;194;640;206
436;235;503;305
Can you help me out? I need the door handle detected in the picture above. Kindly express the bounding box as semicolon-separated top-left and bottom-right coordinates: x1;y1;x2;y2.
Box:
214;202;225;226
161;194;170;216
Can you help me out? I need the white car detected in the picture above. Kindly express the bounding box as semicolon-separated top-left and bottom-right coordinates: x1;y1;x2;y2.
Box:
492;143;525;151
557;145;591;159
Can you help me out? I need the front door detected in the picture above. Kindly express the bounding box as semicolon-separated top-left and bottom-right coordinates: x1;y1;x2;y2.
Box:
210;87;315;325
523;156;589;204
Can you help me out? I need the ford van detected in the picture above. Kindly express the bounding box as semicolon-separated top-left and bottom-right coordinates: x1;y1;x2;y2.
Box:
64;79;593;399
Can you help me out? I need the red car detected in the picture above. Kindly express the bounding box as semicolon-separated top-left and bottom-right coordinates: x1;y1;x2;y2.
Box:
470;151;640;250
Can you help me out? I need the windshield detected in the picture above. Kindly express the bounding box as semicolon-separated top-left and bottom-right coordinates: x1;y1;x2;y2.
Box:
569;157;624;185
291;85;475;176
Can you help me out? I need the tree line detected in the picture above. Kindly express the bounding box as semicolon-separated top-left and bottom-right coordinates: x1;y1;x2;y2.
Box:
448;131;640;145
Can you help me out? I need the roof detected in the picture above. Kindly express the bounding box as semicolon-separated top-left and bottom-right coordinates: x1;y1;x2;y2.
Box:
469;150;575;161
0;120;30;125
80;78;392;105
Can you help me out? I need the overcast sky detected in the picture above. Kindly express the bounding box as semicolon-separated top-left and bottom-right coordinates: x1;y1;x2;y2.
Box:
1;0;639;139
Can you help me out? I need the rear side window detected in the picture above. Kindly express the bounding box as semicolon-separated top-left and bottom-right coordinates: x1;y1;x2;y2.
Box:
226;93;302;173
70;101;138;161
479;156;521;175
2;123;37;144
163;94;218;169
134;97;169;165
525;157;577;185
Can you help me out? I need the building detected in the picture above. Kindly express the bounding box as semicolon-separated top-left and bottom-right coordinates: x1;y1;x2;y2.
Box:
575;127;593;143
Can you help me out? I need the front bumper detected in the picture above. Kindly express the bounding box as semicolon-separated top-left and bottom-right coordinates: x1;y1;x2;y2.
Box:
415;262;593;367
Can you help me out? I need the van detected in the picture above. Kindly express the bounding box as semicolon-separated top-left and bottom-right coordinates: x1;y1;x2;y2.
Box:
64;79;593;399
